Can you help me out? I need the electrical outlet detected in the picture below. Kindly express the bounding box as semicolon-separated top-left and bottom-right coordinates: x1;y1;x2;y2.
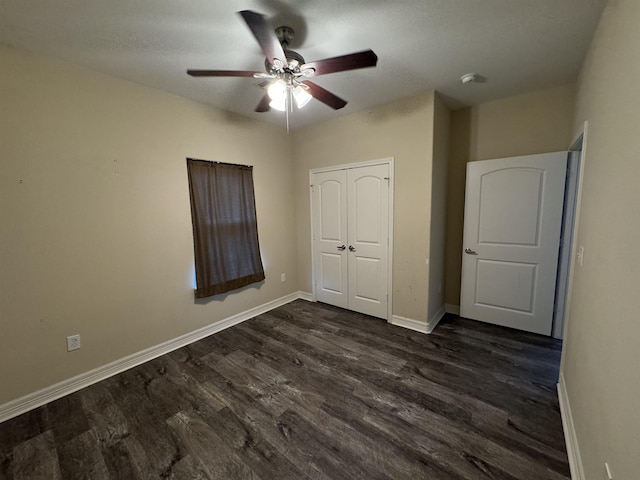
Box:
66;334;81;351
281;273;286;282
577;245;585;266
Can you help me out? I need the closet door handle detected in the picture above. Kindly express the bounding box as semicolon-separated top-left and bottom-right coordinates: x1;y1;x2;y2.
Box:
337;245;346;251
349;245;356;252
464;248;478;255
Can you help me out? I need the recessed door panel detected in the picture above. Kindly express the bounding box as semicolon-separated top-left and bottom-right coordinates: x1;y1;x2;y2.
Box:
479;169;543;246
353;256;380;302
475;260;536;313
353;176;381;244
319;180;343;241
320;252;344;294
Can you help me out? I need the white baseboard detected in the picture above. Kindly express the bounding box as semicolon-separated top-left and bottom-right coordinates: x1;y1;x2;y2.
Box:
557;373;584;480
0;291;308;424
428;306;446;333
390;307;445;335
390;315;429;334
445;303;460;315
298;291;314;302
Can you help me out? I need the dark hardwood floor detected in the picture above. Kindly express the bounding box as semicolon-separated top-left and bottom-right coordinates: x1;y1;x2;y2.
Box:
0;300;570;479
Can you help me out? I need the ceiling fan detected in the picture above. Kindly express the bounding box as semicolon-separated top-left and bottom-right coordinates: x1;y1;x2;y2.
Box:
187;10;378;115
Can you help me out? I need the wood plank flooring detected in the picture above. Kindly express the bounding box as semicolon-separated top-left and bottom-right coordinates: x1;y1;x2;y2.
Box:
0;300;570;479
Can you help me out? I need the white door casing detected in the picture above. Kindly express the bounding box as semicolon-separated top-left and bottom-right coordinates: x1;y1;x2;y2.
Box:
553;149;581;338
460;152;568;335
311;161;391;320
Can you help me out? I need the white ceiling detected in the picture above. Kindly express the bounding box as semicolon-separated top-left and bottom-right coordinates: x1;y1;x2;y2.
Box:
0;0;607;129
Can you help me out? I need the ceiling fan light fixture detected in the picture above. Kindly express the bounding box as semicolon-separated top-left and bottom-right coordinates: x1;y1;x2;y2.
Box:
300;67;316;78
271;58;285;71
293;85;312;109
267;79;311;111
267;79;287;102
269;98;287;111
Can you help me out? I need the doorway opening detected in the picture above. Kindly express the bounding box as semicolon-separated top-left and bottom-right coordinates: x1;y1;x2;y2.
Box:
552;132;585;339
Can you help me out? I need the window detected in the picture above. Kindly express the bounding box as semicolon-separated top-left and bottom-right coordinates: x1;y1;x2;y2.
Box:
186;158;265;298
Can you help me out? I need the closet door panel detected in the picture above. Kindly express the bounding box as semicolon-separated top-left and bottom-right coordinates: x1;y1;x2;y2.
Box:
312;171;348;308
347;164;389;319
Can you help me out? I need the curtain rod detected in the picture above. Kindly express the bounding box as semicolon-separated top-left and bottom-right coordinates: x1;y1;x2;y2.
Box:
186;158;252;169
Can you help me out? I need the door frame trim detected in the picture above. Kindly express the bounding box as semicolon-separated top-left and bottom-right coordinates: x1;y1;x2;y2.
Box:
309;157;395;321
552;145;582;338
559;122;589;370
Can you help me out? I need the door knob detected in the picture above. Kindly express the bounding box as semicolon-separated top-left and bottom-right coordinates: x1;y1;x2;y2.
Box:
349;245;356;252
337;245;346;251
464;248;478;255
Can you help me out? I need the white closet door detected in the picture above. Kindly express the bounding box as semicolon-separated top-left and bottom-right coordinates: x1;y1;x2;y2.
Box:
312;170;348;308
347;164;389;319
312;163;389;319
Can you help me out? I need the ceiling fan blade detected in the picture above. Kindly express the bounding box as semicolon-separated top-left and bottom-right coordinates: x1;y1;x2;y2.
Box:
239;10;286;68
255;94;271;112
301;50;378;77
187;70;258;77
303;81;347;110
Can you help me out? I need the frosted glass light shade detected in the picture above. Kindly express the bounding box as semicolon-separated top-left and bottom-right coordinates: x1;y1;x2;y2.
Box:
269;97;286;111
267;80;286;102
293;85;312;108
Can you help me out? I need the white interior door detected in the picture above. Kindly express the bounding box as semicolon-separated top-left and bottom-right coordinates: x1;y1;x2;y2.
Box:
460;152;567;335
312;163;389;319
312;170;348;309
347;165;389;318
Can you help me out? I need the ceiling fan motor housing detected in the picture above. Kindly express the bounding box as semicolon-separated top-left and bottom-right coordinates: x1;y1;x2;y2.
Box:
284;49;305;66
264;26;306;72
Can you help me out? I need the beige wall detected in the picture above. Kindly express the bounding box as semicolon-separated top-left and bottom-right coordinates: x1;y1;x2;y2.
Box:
0;46;297;404
444;85;576;306
292;92;435;323
428;94;450;321
563;0;640;478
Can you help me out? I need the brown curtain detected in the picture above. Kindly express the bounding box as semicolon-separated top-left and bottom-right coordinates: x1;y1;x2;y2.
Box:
186;158;265;298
